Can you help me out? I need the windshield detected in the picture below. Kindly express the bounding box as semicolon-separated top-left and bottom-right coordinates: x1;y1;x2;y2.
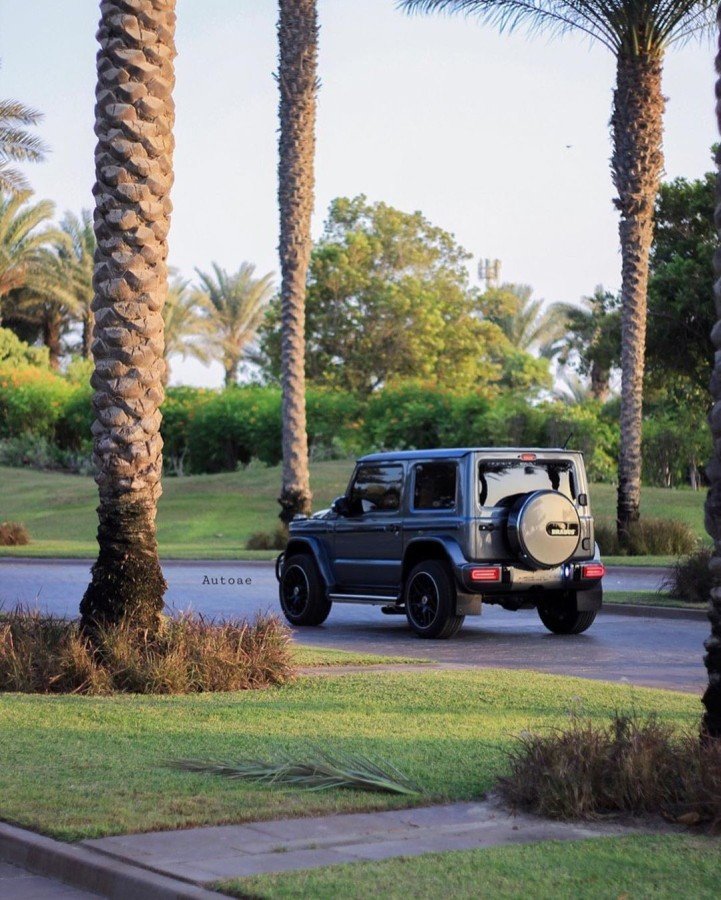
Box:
478;459;577;507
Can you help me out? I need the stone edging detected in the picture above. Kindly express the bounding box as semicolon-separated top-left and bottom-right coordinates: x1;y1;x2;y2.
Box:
601;603;707;621
0;821;223;900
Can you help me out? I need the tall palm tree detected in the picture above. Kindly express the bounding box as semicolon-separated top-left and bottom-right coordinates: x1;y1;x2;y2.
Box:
703;9;721;741
195;262;273;386
0;91;47;194
400;0;715;547
58;210;95;357
277;0;318;523
161;277;211;385
80;0;176;634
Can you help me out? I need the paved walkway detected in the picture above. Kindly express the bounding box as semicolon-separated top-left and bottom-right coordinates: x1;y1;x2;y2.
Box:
0;860;98;899
82;801;648;884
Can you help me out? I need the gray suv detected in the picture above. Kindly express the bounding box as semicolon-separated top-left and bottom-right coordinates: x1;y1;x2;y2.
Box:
276;448;604;639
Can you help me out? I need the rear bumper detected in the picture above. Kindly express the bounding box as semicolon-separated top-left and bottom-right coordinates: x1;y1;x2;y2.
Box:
457;561;604;597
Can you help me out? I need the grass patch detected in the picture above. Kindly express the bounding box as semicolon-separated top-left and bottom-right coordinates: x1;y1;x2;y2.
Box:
290;647;423;667
0;464;707;561
222;834;721;899
604;591;705;610
0;669;697;841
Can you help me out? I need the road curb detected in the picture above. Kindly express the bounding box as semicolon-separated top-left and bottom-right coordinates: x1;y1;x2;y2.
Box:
0;822;224;899
602;603;708;621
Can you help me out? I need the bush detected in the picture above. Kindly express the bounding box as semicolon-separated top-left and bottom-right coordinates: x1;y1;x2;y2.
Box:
161;386;214;475
0;609;294;694
643;411;711;489
187;387;283;473
541;402;619;483
662;547;715;604
246;524;288;551
0;435;94;474
499;711;721;830
0;327;49;367
594;517;697;557
0;522;30;546
307;387;365;458
0;364;72;440
363;383;457;450
54;385;93;451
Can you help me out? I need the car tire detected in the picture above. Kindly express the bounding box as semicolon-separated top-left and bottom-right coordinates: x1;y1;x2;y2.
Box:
404;560;464;639
537;601;596;635
279;554;331;626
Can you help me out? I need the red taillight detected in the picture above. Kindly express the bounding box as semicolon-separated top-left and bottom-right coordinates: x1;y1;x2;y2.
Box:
470;566;502;583
581;563;605;580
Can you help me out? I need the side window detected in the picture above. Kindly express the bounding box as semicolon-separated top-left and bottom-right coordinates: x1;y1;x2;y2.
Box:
349;464;404;514
413;462;457;511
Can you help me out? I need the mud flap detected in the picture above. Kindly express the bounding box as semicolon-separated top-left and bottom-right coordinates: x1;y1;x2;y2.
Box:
456;592;482;616
576;585;603;611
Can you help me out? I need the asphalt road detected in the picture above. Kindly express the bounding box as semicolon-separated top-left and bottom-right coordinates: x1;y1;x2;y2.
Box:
0;559;707;694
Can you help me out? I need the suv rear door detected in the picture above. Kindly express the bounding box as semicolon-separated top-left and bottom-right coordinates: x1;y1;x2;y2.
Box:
332;462;404;591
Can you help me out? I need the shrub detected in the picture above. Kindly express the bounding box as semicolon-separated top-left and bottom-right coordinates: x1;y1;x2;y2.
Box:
499;711;721;830
0;364;72;440
54;384;93;451
662;547;715;604
307;387;365;457
594;517;697;557
0;327;49;367
363;383;456;450
161;386;214;475
541;402;619;483
0;522;30;546
246;524;288;551
187;387;282;473
0;435;94;475
643;411;711;489
0;609;294;694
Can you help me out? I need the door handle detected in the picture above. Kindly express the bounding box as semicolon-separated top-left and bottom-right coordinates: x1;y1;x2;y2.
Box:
385;524;401;534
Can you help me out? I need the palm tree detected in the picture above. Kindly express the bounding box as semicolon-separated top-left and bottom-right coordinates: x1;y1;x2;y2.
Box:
277;0;318;523
703;11;721;741
80;0;176;634
58;210;95;358
161;277;211;385
195;262;273;386
0;92;47;194
0;191;61;307
400;0;715;547
481;282;568;356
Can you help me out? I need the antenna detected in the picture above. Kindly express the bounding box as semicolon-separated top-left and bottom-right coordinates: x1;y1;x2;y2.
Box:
562;432;573;450
478;258;501;289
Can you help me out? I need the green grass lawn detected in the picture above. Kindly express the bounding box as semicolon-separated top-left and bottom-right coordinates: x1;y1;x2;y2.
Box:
604;591;705;610
223;834;721;900
290;647;424;667
0;669;698;842
0;463;706;561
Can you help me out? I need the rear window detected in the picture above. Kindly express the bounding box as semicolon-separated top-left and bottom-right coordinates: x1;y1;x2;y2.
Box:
478;459;577;507
413;462;457;511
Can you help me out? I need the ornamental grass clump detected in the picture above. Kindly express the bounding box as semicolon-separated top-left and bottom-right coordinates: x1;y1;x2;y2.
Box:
0;521;30;546
0;608;293;694
499;711;721;831
662;548;715;605
594;518;697;557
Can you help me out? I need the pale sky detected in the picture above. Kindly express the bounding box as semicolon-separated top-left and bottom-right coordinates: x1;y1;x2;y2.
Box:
0;0;715;387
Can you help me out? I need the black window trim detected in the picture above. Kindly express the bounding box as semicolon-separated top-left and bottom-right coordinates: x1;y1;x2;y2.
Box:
410;460;459;514
348;462;405;516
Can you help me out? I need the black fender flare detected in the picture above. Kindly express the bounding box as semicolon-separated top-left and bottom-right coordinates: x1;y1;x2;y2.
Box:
279;536;335;589
402;535;467;584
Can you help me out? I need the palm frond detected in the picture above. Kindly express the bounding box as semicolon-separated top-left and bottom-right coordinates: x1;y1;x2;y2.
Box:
168;747;424;796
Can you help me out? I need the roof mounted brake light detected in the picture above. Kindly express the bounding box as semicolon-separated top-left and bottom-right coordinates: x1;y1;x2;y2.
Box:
519;453;536;461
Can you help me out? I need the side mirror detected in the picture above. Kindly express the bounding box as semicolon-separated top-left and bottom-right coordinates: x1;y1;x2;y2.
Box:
331;495;350;516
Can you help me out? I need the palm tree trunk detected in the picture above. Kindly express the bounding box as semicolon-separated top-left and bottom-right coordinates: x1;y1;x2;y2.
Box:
277;0;316;523
82;310;93;359
612;51;665;547
703;14;721;741
590;360;610;403
42;310;62;370
80;0;176;633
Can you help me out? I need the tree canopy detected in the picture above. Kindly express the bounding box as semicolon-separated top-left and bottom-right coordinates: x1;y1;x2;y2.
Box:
260;195;549;395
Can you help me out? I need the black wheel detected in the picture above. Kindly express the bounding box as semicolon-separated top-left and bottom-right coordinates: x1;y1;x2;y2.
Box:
279;554;331;626
538;603;596;635
404;560;464;639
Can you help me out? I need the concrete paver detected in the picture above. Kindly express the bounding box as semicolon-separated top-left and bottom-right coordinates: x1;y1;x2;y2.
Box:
82;801;648;882
0;860;99;899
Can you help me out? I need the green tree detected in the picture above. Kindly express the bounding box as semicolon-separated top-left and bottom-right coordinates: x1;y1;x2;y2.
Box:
57;210;95;358
400;0;715;547
161;277;211;385
195;262;274;387
479;283;567;357
0;191;62;308
646;169;714;416
556;287;621;403
0;91;47;194
277;0;318;523
260;195;528;395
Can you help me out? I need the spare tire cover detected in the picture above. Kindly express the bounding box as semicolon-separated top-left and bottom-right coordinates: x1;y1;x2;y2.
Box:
507;490;580;569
